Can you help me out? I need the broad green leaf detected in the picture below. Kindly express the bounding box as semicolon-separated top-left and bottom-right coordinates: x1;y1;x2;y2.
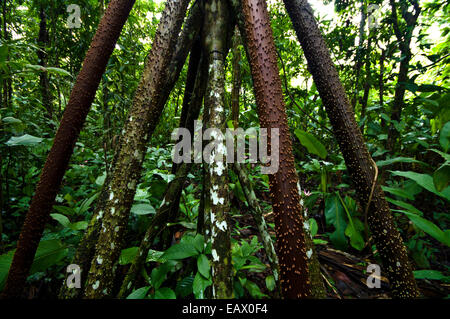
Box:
126;286;150;299
265;275;275;291
69;221;88;231
2;117;22;124
130;203;156;215
376;157;427;168
294;129;327;159
324;194;348;250
440;121;450;152
385;197;423;216
338;193;365;251
398;211;450;246
154;287;176;299
309;218;318;237
193;271;212;299
176;275;194;297
390;170;450;200
197;254;210;278
151;261;177;290
433;163;450;192
50;213;70;228
162;242;198;260
5;134;43;146
146;249;166;263
29;239;68;274
46;67;72;77
244;280;267;298
119;247;139;265
381;186;415;200
413;270;449;281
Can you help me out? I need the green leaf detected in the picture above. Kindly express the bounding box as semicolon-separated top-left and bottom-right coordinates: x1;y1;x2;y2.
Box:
197;254;210;278
413;270;448;281
126;286;150;299
385;197;423;216
130;203;156;215
69;221;88;231
50;213;70;228
119;247;139;265
390;170;450;200
399;211;450;246
381;185;415;200
265;275;275;291
146;249;166;263
433;163;450;192
440;121;450;152
294;129;327;159
162;241;199;260
5;134;43;146
151;261;176;290
176;275;194;297
376;157;427;168
193;271;212;299
45;67;72;77
244;280;267;298
154;287;176;299
29;239;68;274
309;218;318;237
324;194;348;250
2;117;22;124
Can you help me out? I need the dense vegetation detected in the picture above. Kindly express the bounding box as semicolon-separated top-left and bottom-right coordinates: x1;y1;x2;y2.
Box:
0;0;448;299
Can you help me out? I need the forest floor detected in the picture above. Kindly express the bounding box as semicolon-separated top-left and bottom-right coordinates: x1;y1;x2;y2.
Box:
233;209;449;299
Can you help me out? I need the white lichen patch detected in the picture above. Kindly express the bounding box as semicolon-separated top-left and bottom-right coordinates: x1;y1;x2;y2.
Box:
216;220;227;232
212;249;219;262
109;192;114;200
303;221;310;232
92;280;100;290
97;256;103;265
210;190;224;205
214;161;225;176
134;149;143;161
306;249;313;259
127;180;136;190
96;210;103;220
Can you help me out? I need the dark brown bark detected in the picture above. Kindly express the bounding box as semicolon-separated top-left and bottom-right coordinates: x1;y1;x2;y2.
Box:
240;0;312;298
283;0;419;298
0;0;136;299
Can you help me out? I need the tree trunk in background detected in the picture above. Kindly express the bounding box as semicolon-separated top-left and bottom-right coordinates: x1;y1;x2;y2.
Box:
83;0;190;299
233;162;280;287
360;35;372;133
231;27;241;128
283;0;419;298
351;0;367;110
386;0;420;152
37;6;53;125
240;0;312;298
1;0;136;299
202;0;234;299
